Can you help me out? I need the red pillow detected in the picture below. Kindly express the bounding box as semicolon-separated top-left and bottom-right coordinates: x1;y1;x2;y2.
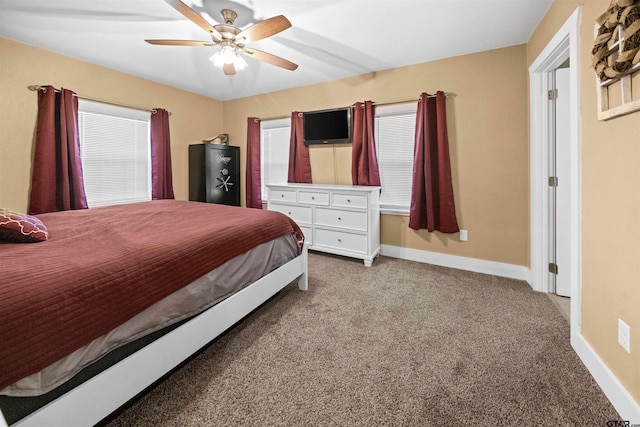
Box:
0;208;49;243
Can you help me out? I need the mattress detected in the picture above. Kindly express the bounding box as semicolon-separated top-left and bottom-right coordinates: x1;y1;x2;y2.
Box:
0;200;303;392
1;234;299;397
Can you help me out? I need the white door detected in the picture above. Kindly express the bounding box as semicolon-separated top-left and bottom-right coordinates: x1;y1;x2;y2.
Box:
551;67;571;297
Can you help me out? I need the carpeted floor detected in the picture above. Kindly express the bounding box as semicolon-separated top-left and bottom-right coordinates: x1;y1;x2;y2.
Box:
104;253;620;426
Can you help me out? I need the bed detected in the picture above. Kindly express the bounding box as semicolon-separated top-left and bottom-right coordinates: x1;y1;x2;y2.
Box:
0;200;308;426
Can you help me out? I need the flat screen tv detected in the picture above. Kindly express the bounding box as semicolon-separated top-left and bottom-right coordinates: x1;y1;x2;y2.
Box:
303;107;351;146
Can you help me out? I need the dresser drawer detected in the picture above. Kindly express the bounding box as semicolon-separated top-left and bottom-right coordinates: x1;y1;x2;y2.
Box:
270;189;297;203
315;208;367;231
269;204;312;224
332;193;368;209
315;229;367;254
298;191;329;206
298;225;312;245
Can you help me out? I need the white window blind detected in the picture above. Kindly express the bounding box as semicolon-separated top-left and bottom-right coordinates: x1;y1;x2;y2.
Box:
78;100;151;207
260;118;291;200
375;103;417;215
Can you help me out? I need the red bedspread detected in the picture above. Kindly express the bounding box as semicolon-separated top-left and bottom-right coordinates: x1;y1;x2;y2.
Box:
0;200;303;391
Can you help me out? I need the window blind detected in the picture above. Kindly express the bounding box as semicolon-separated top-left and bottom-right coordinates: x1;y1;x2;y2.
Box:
375;103;417;214
79;100;151;207
260;119;291;200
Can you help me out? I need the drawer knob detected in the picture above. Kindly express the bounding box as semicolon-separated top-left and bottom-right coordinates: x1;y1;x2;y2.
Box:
288;212;292;215
347;199;351;203
338;238;342;243
311;196;315;200
338;217;342;221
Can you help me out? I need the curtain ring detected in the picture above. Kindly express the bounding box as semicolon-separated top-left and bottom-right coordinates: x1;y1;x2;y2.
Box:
298;112;303;117
254;118;260;123
151;109;157;114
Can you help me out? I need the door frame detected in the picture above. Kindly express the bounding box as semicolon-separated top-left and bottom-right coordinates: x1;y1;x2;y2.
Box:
528;8;581;327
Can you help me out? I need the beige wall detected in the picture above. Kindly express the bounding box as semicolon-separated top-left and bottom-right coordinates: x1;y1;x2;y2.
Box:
224;45;530;267
528;0;640;404
0;37;224;212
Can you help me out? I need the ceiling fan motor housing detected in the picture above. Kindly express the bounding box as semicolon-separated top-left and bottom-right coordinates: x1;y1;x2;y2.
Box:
213;24;240;41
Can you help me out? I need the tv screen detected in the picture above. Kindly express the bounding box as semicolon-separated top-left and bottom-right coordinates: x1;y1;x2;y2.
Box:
303;107;351;146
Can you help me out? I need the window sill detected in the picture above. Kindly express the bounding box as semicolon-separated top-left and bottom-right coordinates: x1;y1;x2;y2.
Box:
380;207;409;216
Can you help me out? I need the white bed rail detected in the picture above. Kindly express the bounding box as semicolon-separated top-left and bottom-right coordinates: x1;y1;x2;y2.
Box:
1;243;308;427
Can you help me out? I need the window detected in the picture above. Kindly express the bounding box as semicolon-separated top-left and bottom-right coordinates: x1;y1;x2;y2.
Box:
260;118;291;200
78;100;151;207
375;103;416;215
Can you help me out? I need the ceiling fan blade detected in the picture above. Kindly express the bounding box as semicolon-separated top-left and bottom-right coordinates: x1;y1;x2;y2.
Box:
223;63;237;75
242;48;298;71
145;39;214;46
164;0;223;41
235;15;291;43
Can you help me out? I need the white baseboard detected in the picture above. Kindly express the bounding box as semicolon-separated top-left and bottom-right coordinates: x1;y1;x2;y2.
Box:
572;332;640;423
380;244;529;281
379;244;639;423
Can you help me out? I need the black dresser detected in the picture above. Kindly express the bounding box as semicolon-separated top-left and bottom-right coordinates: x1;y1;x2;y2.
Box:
189;144;240;206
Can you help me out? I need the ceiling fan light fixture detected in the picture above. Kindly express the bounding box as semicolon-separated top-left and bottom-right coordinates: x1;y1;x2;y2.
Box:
209;51;225;68
220;45;236;64
233;53;248;71
210;47;246;72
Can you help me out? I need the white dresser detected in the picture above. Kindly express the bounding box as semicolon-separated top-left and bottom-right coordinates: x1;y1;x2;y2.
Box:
267;184;381;266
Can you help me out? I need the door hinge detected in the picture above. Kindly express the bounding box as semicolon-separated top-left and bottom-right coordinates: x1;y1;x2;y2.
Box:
548;89;558;100
548;176;558;187
549;263;558;274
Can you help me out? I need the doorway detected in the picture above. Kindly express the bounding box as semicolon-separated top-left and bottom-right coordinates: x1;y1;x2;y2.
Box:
529;7;581;330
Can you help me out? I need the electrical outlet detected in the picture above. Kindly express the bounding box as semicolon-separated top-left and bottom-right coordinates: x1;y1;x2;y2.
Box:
459;230;468;242
618;319;631;353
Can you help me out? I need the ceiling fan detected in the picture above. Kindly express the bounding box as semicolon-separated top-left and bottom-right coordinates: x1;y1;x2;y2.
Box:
146;0;298;75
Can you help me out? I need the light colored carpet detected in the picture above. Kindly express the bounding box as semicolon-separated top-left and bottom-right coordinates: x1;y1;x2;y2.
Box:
104;253;619;426
548;293;570;323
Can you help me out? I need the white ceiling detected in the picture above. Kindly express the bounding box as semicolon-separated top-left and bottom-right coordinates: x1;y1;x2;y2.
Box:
0;0;552;101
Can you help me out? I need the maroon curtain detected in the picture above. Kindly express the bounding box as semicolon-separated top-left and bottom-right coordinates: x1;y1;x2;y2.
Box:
150;108;175;200
409;92;459;233
287;112;312;183
246;117;262;208
351;101;381;186
29;86;87;215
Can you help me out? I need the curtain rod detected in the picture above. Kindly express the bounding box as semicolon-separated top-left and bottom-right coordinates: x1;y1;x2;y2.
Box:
372;99;420;107
27;85;171;116
373;93;446;107
258;93;447;121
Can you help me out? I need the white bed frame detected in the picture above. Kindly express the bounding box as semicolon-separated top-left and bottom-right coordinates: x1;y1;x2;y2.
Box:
0;243;308;427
